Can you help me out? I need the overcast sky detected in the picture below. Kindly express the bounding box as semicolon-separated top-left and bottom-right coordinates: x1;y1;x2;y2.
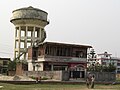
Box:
0;0;120;59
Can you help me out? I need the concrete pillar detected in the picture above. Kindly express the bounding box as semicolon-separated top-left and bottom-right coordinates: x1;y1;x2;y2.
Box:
24;26;27;60
18;26;21;59
65;66;68;71
39;28;41;39
84;68;87;78
51;64;54;71
16;63;23;75
32;26;35;46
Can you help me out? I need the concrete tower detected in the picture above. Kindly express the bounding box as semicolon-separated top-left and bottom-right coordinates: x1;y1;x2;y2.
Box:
10;6;49;61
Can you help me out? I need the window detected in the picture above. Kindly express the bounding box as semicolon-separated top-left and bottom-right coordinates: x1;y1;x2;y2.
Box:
35;30;38;37
21;26;26;37
53;65;66;71
57;47;60;56
38;50;41;56
20;53;24;60
16;41;19;48
16;27;19;37
76;51;84;58
33;66;35;71
35;27;40;37
28;31;32;37
27;42;31;48
28;26;33;37
41;28;44;38
21;30;25;37
20;41;25;48
63;48;66;56
67;48;71;56
59;48;62;56
2;68;7;73
33;51;37;57
45;47;48;55
3;61;8;65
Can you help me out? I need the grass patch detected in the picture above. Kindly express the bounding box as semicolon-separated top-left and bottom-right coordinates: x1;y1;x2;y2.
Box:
0;83;120;90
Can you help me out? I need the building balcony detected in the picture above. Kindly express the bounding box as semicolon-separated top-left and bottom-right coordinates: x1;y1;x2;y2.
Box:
37;55;87;63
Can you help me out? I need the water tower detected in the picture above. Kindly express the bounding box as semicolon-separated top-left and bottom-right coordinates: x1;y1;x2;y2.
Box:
10;6;49;60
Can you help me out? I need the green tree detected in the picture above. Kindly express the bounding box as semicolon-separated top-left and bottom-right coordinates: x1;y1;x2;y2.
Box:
87;63;116;72
8;60;16;71
108;63;116;72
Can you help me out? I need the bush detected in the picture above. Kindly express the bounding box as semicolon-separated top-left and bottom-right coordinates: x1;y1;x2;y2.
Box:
41;77;48;80
29;76;36;80
8;61;16;71
29;76;49;80
87;63;116;72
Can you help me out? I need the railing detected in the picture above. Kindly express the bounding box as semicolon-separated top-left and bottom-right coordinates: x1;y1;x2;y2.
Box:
38;55;87;62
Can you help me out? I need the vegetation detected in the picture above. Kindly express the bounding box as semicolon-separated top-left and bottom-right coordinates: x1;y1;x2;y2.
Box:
87;63;116;72
8;60;16;71
87;49;116;72
8;60;28;71
0;83;120;90
29;76;49;80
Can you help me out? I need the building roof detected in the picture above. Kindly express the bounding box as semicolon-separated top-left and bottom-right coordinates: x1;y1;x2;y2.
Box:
41;41;92;48
10;6;48;24
12;6;48;14
97;52;112;56
0;58;11;61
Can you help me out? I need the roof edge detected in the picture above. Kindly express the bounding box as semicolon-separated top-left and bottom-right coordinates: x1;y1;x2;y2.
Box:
41;41;92;48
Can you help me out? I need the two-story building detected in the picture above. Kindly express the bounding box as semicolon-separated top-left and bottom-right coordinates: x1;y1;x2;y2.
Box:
27;42;92;78
27;42;92;74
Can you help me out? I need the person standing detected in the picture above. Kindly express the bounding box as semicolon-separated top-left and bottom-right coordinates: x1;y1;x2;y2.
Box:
36;77;38;83
91;75;95;88
86;76;90;88
86;73;92;88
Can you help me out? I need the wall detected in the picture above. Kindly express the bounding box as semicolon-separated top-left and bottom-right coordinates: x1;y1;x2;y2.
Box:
38;46;44;56
116;73;120;78
28;47;33;60
62;71;69;81
28;62;44;71
16;63;23;75
23;71;69;81
8;71;16;76
28;62;33;71
89;72;116;82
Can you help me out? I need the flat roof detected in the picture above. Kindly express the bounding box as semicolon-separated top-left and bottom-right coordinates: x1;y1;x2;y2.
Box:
0;58;11;61
41;41;92;48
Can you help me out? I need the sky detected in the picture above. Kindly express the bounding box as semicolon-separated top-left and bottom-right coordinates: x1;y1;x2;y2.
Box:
0;0;120;59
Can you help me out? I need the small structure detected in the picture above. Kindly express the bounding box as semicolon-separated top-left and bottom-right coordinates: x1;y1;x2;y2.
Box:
0;58;10;75
27;41;92;79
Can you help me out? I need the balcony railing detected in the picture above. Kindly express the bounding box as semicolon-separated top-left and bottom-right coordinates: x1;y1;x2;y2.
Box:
38;55;87;63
